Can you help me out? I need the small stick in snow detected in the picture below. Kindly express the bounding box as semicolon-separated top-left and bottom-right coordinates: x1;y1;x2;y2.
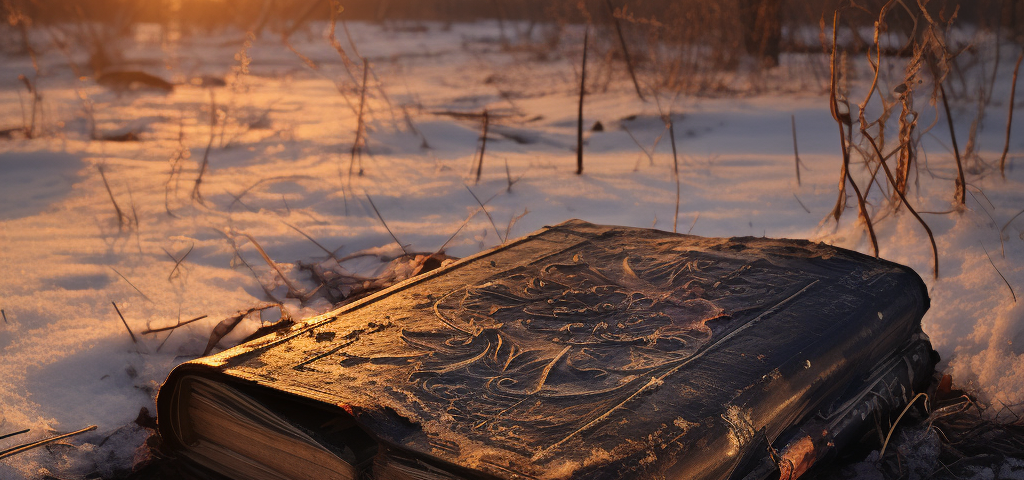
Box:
666;114;681;233
192;90;217;205
241;233;312;301
1;309;7;324
0;429;29;441
0;425;97;460
109;267;153;303
364;194;409;256
791;114;802;186
1001;50;1023;178
112;301;138;344
937;83;966;206
464;185;501;240
284;221;342;261
504;159;523;192
576;26;589;175
141;315;209;335
349;58;369;180
982;244;1016;303
793;193;811;213
98;166;128;232
504;208;529;244
162;243;194;281
604;0;644;102
687;212;700;235
203;305;280;356
475;110;490;184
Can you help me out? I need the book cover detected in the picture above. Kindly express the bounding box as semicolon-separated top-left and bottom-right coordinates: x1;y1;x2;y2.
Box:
157;219;933;479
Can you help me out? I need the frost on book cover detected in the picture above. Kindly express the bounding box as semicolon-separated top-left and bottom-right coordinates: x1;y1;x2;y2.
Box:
156;219;935;480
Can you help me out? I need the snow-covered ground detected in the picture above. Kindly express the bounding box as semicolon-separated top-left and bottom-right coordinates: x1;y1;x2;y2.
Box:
0;21;1022;479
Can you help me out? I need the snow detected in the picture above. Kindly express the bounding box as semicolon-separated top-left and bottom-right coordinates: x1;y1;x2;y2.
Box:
0;20;1022;479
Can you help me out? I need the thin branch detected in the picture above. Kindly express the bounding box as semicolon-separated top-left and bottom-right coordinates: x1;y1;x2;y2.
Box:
792;114;802;186
1001;50;1023;178
982;244;1016;303
937;83;966;206
464;185;502;240
109;267;153;303
666;114;681;233
283;221;341;260
475;110;490;184
111;301;138;344
162;243;194;281
0;429;29;441
364;194;408;255
0;425;97;460
604;0;644;102
140;315;209;335
576;26;589;175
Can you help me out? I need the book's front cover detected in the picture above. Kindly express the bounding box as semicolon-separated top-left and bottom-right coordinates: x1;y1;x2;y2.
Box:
159;219;929;480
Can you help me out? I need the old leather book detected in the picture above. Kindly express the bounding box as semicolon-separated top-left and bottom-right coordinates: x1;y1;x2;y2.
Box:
157;219;935;480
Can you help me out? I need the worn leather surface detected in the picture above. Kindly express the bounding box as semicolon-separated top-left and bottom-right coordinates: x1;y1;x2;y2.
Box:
158;219;930;480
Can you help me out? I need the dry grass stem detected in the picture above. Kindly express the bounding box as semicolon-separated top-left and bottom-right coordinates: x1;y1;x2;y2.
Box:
98;166;129;231
791;114;802;186
109;267;153;303
605;0;644;102
241;233;314;301
0;429;29;442
475;110;490;184
111;301;138;344
982;245;1017;303
191;90;218;205
938;84;966;206
203;304;280;356
665;114;681;233
0;425;97;461
141;315;209;335
1001;50;1023;178
364;194;409;255
162;244;194;281
576;26;588;175
464;185;501;240
284;221;342;261
349;58;369;180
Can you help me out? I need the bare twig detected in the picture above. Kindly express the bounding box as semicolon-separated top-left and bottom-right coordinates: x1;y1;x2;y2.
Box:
162;244;194;281
604;0;644;102
364;194;408;255
203;305;279;356
283;221;341;260
1;309;7;324
504;208;529;243
828;10;878;257
576;26;589;175
687;212;700;234
111;301;138;344
109;267;153;303
98;166;128;231
982;244;1016;303
666;114;681;233
792;114;802;186
475;110;490;184
0;425;97;460
793;193;811;213
192;90;217;204
504;159;523;192
938;83;966;206
464;185;501;240
349;58;369;180
241;233;311;300
1001;50;1023;178
141;315;209;335
0;429;29;441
